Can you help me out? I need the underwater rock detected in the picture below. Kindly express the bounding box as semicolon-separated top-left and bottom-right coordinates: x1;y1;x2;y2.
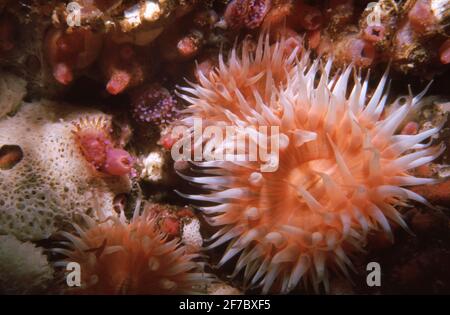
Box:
0;71;26;119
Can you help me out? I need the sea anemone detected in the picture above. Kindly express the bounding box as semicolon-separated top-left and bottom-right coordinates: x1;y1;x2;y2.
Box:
72;115;113;171
176;30;204;60
175;34;443;293
44;27;102;85
140;151;165;182
363;25;386;43
100;41;147;95
72;116;133;176
224;0;272;30
103;148;133;176
55;206;214;294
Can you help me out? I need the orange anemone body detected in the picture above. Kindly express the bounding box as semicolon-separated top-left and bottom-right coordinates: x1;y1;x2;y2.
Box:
59;211;213;294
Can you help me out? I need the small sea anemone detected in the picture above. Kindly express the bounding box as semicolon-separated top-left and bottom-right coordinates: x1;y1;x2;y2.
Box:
176;30;204;60
72;116;112;171
224;0;272;30
176;34;443;293
44;27;102;85
72;116;133;176
55;207;214;294
341;36;376;68
363;25;386;43
100;41;147;95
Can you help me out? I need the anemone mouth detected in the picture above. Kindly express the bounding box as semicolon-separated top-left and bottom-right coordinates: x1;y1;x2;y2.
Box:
120;156;132;168
364;25;385;42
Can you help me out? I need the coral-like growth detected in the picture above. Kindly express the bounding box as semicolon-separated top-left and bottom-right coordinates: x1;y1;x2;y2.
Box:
104;148;133;176
72;116;112;170
56;207;213;294
363;25;386;43
342;37;376;67
176;35;443;293
131;83;180;127
175;30;204;60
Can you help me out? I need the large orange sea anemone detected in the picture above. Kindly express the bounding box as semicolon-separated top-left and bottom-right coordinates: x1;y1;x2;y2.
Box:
176;34;444;293
55;206;214;294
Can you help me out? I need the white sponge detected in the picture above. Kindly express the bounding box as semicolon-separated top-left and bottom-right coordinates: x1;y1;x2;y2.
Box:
181;218;203;252
0;234;53;294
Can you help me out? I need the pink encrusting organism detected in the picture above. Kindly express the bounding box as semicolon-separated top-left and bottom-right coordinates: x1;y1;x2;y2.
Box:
176;34;444;293
72;116;133;176
44;28;102;85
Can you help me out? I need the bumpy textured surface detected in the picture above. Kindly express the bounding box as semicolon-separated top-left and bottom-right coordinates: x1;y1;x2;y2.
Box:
0;71;27;119
0;234;53;294
0;100;131;240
